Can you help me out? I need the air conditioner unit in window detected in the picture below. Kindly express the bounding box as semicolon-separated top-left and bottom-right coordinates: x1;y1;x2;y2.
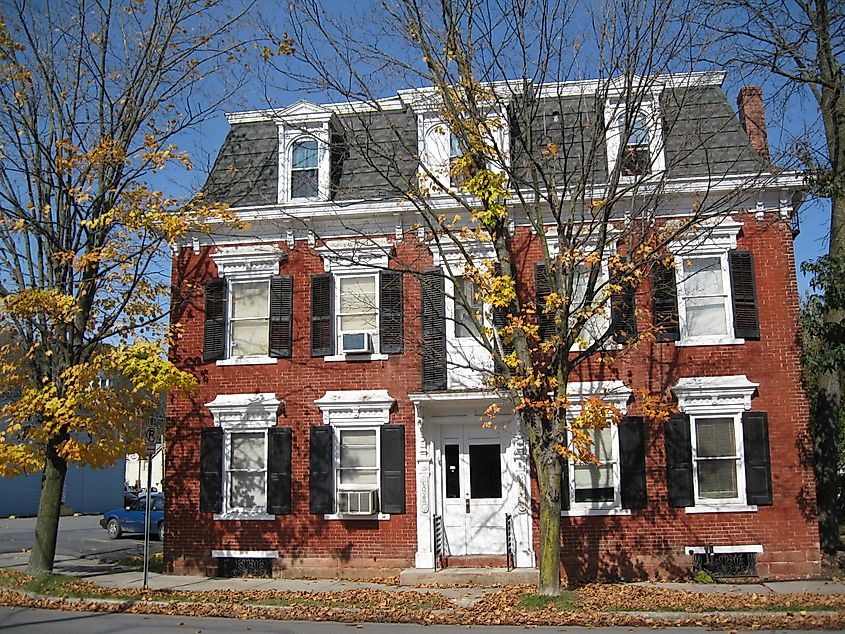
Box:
337;489;378;515
341;332;373;354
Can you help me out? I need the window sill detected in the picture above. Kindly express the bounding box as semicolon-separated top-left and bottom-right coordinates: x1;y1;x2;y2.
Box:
675;337;744;348
561;507;632;517
213;511;276;521
324;353;389;362
323;513;391;521
216;356;278;366
685;504;758;514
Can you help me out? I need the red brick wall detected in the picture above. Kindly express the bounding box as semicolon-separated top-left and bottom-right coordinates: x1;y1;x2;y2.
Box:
166;236;431;577
166;214;819;580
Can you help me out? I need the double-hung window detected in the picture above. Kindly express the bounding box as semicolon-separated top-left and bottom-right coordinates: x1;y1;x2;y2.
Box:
692;416;742;501
677;255;731;340
228;280;270;358
290;139;319;199
336;428;379;514
227;431;267;512
621;116;651;176
337;274;378;353
572;426;618;505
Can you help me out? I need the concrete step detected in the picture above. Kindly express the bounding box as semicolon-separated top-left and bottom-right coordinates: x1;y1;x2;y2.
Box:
399;566;538;586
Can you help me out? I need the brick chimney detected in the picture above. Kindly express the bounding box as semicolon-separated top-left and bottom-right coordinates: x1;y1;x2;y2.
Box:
737;86;770;160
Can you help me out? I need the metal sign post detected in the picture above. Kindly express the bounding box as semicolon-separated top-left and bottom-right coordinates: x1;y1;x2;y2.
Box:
142;423;158;590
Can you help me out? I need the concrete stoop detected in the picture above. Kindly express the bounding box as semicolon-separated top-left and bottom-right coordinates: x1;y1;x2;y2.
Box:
399;566;538;586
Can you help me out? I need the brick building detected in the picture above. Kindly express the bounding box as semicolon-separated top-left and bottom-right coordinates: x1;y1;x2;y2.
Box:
166;72;820;581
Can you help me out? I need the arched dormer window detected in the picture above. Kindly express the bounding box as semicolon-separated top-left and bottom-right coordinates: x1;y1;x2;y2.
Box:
290;139;319;199
621;116;651;176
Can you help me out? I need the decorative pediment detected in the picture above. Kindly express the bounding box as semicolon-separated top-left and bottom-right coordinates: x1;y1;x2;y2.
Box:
205;393;281;429
315;389;395;426
316;237;393;272
671;375;758;415
276;99;333;125
210;245;284;280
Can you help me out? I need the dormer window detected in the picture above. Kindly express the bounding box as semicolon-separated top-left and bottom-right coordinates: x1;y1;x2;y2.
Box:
603;95;664;179
277;100;333;203
449;133;465;187
621;117;651;176
290;139;319;199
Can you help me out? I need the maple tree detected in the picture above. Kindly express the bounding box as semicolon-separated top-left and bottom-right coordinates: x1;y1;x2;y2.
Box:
271;0;789;595
0;0;252;574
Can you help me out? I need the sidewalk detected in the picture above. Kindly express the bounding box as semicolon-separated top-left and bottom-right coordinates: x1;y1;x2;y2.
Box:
2;549;844;602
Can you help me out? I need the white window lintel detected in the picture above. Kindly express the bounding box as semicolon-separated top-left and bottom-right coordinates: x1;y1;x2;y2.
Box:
315;389;395;426
317;237;393;272
566;380;632;416
205;392;281;429
210;245;283;281
671;375;758;415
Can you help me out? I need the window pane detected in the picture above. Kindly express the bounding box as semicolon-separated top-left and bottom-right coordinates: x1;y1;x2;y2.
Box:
684;257;723;295
628;117;649;146
685;298;728;336
454;277;480;338
574;463;613;489
339;469;378;485
230;433;265;470
695;418;736;458
292;140;318;168
339;430;377;475
589;427;613;462
291;169;318;198
697;460;738;499
231;282;269;319
339;277;377;331
445;444;460;498
151;497;164;512
231;319;269;357
229;473;266;508
469;444;502;499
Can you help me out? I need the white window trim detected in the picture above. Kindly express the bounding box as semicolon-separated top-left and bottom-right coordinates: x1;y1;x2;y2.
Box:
604;94;666;180
669;218;745;347
212;549;279;558
277;101;333;204
562;381;633;517
334;271;380;356
683;544;763;555
210;245;283;365
315;390;395;520
671;375;760;514
226;279;271;360
205;393;281;521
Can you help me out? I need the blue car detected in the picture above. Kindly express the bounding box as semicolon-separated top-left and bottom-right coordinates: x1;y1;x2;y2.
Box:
100;493;164;542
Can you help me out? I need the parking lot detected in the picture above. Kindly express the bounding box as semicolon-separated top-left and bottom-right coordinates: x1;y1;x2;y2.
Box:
0;513;162;564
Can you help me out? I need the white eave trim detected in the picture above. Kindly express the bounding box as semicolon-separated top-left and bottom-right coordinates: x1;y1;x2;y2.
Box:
408;390;507;403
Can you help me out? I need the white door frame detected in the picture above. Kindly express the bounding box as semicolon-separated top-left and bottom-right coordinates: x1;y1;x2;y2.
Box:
410;392;535;568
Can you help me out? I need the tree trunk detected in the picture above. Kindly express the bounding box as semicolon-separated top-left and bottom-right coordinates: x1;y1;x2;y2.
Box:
27;437;68;575
534;446;563;595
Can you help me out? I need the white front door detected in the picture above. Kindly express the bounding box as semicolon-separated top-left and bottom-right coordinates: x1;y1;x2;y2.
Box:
440;424;507;556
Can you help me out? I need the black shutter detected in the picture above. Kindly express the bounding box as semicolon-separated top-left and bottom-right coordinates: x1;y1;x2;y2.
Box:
380;425;405;514
611;259;638;344
269;275;293;358
309;426;334;514
199;427;223;513
421;269;447;391
729;250;760;339
267;427;292;514
311;273;334;357
379;270;404;354
664;413;694;507
203;279;227;361
535;262;555;341
652;261;679;342
492;263;514;354
743;411;773;505
560;457;571;511
619;416;647;509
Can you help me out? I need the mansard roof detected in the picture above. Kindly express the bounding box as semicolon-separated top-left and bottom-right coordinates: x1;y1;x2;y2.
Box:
202;74;768;209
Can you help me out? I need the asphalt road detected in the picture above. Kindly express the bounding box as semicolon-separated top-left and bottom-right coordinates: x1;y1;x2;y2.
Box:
0;608;818;634
0;514;161;562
